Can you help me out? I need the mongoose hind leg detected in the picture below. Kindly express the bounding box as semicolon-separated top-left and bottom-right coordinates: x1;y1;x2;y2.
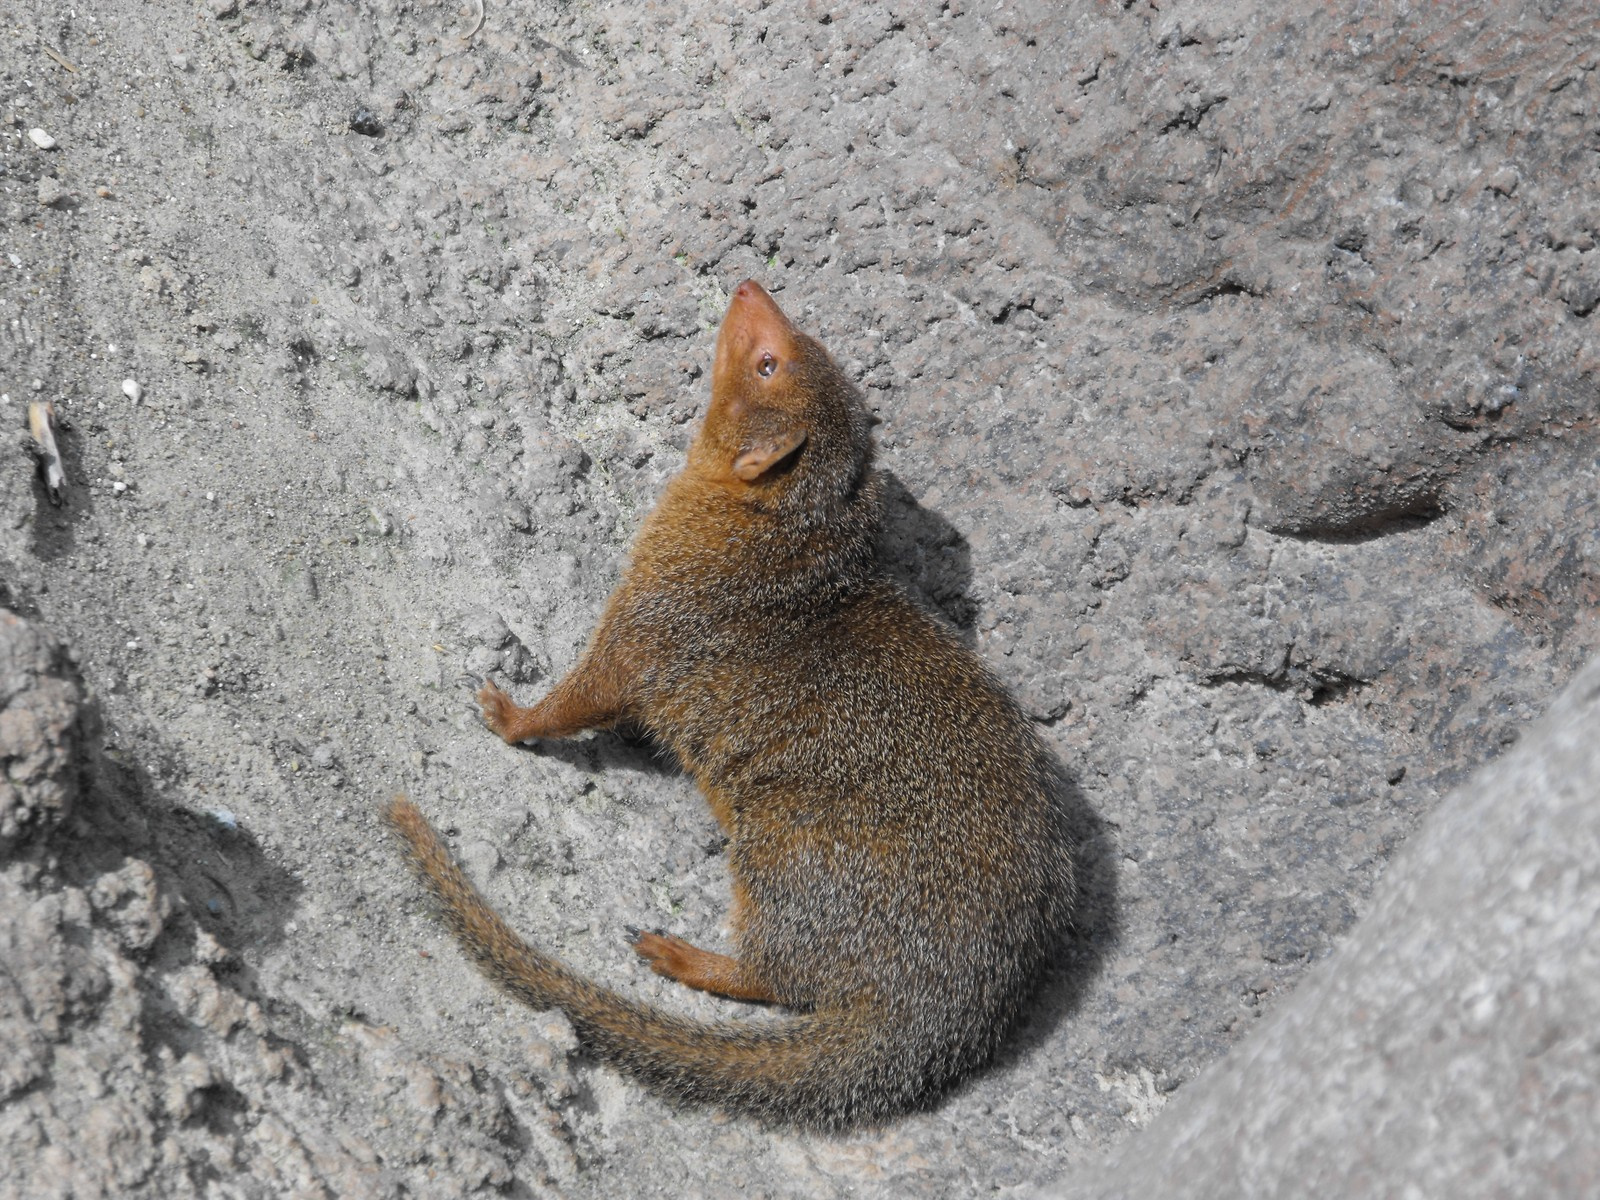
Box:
630;929;779;1003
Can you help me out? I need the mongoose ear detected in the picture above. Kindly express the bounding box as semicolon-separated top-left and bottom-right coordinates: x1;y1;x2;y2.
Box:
731;428;808;482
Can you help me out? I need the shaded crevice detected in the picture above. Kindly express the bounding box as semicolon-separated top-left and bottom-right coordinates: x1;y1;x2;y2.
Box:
989;298;1039;325
1273;500;1447;545
1177;275;1268;307
1199;665;1370;706
1159;94;1228;133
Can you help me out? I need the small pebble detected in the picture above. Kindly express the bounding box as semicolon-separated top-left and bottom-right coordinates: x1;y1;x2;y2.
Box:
28;128;58;150
122;378;142;403
37;176;67;208
349;108;383;137
113;480;128;493
207;809;239;829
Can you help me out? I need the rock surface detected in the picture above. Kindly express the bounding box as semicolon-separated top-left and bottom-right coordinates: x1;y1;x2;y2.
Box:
0;0;1596;1195
0;609;81;848
1041;654;1600;1200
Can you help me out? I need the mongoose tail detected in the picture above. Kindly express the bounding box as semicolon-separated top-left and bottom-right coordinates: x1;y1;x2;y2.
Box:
384;796;935;1129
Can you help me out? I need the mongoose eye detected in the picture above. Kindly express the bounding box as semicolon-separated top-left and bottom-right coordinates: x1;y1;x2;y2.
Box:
757;352;777;378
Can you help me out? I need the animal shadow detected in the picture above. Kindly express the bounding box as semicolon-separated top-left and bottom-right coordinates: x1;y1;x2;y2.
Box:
877;469;978;644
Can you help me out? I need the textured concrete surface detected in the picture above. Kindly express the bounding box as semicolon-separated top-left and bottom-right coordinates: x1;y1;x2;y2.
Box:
1042;654;1600;1200
1;0;1597;1195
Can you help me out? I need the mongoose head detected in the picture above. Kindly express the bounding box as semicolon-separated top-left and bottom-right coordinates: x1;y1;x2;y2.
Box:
692;280;872;504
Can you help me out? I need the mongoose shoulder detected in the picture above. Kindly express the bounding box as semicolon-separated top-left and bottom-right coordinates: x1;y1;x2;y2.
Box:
386;279;1073;1129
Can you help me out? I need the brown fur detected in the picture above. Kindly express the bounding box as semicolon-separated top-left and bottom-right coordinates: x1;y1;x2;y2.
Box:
385;280;1073;1129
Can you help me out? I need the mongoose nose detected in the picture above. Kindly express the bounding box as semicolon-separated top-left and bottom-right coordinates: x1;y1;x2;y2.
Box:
724;280;795;351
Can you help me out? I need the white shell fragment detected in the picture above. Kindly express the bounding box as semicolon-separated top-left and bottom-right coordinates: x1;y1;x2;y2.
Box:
27;401;67;502
122;378;142;403
28;128;58;150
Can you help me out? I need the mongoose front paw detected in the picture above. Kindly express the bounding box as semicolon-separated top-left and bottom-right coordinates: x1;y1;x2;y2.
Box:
476;679;523;743
631;929;695;979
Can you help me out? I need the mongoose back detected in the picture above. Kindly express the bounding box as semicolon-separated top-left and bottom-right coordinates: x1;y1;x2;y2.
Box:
386;279;1073;1129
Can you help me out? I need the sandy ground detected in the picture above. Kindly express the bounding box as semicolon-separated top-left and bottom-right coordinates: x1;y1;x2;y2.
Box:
2;1;1597;1196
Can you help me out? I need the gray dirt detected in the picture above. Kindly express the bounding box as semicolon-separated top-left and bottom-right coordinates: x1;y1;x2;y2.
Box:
1;1;1596;1197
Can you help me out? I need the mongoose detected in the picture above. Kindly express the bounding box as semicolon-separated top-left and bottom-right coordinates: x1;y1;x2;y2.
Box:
386;280;1073;1130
